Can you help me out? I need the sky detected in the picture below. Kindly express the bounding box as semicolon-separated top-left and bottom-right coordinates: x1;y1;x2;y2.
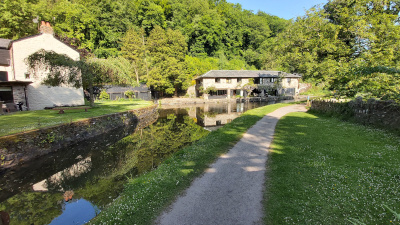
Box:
226;0;329;20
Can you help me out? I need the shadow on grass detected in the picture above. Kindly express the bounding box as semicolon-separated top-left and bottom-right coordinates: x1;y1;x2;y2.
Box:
90;103;293;225
0;100;152;137
264;112;400;224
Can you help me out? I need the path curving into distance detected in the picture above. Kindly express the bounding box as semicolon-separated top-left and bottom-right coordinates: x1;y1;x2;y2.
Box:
156;104;307;225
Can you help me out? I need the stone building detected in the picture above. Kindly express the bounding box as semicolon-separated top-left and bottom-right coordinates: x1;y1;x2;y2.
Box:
195;70;302;99
0;21;84;111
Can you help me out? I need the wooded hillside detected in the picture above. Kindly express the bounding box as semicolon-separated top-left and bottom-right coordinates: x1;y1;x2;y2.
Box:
2;0;399;100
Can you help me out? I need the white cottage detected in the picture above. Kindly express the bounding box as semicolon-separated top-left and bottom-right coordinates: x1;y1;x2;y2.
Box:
0;21;84;111
195;70;302;99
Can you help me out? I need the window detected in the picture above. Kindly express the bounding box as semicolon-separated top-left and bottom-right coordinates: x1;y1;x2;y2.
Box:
226;78;231;83
217;90;227;95
237;78;242;83
0;86;13;103
215;78;221;83
25;73;30;79
287;78;291;84
0;71;8;82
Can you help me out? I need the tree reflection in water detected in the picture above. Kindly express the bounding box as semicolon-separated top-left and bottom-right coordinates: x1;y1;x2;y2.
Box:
0;114;208;225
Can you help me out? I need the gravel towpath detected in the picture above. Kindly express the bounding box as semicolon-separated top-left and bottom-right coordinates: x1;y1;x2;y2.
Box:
156;104;307;225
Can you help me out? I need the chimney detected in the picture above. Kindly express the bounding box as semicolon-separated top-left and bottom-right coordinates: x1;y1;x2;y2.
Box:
39;21;54;35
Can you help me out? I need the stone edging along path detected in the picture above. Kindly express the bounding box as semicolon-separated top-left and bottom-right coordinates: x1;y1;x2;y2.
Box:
156;104;307;225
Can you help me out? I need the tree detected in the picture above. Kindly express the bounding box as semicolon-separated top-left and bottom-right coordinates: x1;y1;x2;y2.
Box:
121;27;147;85
0;0;37;39
147;26;188;96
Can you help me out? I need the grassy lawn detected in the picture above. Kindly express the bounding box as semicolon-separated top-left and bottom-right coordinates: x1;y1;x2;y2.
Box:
89;103;295;225
300;85;332;97
265;112;400;224
0;99;153;137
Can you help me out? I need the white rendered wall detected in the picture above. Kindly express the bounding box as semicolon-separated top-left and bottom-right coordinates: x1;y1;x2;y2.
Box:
12;33;84;110
202;78;250;90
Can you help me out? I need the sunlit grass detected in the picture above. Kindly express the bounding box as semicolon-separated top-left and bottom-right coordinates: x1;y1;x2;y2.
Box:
265;112;400;224
0;99;153;137
300;85;332;97
89;103;295;225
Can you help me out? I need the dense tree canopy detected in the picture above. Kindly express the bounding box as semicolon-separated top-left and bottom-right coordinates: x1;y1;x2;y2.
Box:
267;0;400;100
3;0;399;99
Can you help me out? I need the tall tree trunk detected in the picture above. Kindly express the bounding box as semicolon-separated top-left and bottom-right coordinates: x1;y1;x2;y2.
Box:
134;66;139;86
88;81;95;107
142;34;149;80
174;84;178;97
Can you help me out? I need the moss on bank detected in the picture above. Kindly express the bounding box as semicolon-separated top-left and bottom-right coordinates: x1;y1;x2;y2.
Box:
90;103;294;225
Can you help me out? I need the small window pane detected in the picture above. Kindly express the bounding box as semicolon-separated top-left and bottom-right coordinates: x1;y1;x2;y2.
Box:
0;71;8;81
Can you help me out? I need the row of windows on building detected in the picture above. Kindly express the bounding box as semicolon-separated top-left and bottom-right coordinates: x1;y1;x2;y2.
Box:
214;77;290;84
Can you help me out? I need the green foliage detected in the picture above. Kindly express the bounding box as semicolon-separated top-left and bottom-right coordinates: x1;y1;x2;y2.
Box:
0;192;62;225
26;49;137;106
204;86;216;94
265;0;400;100
147;26;187;96
121;27;147;85
90;103;293;225
242;78;257;94
2;0;297;95
124;90;135;99
0;0;38;39
99;90;110;100
332;65;400;100
300;85;332;97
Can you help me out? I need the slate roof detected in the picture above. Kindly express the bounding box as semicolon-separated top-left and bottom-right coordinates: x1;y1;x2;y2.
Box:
196;70;302;79
0;49;10;66
0;38;12;49
105;84;150;93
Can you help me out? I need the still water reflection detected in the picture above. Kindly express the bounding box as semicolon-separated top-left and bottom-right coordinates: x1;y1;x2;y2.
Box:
0;101;286;224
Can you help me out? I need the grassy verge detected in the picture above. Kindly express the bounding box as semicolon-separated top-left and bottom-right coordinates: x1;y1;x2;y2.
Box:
89;103;294;225
265;112;400;224
300;85;332;97
0;99;153;137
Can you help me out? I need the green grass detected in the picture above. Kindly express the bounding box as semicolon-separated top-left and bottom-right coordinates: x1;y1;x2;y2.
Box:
89;103;294;225
300;85;332;97
265;112;400;224
0;99;153;137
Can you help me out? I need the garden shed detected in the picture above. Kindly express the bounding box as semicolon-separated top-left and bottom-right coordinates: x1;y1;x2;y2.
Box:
104;84;151;101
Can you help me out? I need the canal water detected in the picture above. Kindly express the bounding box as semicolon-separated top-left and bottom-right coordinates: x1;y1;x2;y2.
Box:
0;101;286;225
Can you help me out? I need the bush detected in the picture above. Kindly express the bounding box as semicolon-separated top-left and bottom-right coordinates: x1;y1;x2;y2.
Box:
99;90;110;100
205;86;217;94
124;90;135;99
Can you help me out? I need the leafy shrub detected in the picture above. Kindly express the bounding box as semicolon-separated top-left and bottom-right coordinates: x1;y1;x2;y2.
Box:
99;90;110;100
124;90;135;99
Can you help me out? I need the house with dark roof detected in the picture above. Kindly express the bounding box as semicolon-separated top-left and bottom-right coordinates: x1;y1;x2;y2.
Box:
103;84;152;101
195;70;302;99
0;21;84;111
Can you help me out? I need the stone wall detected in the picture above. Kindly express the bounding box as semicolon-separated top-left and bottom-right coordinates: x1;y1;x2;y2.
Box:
0;105;158;169
311;97;400;134
12;86;26;104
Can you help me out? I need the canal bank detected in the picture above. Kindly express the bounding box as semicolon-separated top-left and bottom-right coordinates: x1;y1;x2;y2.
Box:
89;103;298;225
1;101;298;225
0;105;158;169
158;96;302;106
